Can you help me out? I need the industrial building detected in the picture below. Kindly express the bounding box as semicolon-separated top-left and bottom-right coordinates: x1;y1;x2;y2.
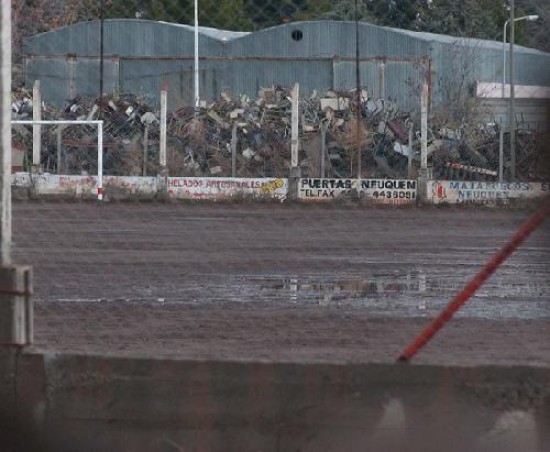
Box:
22;19;550;120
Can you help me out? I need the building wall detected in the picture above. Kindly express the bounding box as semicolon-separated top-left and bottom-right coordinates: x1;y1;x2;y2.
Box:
22;20;550;112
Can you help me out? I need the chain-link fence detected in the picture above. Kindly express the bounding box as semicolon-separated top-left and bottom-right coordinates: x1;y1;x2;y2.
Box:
5;3;550;451
11;1;550;182
12;86;550;182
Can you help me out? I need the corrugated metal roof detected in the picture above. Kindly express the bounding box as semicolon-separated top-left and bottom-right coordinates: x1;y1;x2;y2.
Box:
229;20;549;59
387;26;548;55
229;21;431;58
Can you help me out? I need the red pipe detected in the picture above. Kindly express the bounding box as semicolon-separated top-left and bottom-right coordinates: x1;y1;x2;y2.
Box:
398;198;550;362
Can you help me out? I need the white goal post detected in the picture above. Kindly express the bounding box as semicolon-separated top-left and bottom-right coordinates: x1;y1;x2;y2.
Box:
11;120;104;201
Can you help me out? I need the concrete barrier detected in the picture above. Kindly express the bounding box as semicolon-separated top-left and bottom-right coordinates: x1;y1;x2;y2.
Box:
11;174;288;202
1;351;549;452
10;173;550;206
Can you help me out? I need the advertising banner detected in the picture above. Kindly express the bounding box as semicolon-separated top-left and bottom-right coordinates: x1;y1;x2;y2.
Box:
298;178;417;204
167;177;287;200
428;180;549;204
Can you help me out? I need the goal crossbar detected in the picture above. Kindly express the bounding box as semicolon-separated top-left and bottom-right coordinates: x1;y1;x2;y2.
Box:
11;120;104;201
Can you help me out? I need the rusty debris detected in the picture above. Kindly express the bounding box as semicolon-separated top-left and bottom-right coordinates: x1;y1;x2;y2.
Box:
10;87;547;181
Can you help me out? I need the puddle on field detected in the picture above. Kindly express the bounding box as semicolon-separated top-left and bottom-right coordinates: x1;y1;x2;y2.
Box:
243;270;550;318
40;268;550;319
254;273;427;304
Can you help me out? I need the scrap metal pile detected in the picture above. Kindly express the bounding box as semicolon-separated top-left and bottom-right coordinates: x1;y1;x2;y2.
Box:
11;86;547;180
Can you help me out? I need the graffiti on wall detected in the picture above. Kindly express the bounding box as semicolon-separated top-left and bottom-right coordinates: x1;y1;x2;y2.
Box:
298;178;417;204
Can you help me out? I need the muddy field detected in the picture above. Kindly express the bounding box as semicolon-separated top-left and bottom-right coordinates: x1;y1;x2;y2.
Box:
12;201;550;366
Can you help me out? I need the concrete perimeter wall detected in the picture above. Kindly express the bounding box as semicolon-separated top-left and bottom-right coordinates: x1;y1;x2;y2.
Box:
10;174;550;206
0;349;549;452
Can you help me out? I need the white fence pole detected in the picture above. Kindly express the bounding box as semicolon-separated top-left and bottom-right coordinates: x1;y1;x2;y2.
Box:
291;83;299;168
32;80;41;169
231;122;237;177
499;125;504;183
98;121;103;201
160;89;167;171
143;124;149;177
421;83;428;175
320;123;326;178
408;122;413;179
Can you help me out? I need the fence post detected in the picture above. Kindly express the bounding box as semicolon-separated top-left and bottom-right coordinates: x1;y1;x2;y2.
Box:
32;80;41;172
320;122;326;178
231;122;237;178
1;0;34;342
499;125;504;183
159;89;167;172
288;83;301;201
1;0;11;265
97;121;103;201
143;124;149;177
408;122;413;179
56;126;65;175
418;83;429;202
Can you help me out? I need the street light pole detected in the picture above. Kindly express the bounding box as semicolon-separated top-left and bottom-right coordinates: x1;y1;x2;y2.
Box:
501;14;539;98
354;0;362;179
194;0;200;116
504;8;538;181
509;0;516;180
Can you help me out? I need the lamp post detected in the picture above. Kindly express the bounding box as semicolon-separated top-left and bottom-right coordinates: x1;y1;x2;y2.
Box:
194;0;199;116
501;14;539;98
354;0;362;179
504;3;538;181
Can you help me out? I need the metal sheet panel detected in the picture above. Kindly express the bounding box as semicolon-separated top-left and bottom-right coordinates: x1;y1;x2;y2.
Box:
24;58;70;108
229;59;333;99
119;59;226;108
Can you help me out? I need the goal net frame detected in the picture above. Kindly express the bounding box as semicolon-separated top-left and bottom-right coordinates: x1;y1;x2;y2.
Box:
11;119;104;201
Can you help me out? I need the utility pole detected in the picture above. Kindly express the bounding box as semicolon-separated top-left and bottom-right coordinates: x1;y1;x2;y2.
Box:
99;0;105;107
508;0;516;180
354;0;362;179
1;0;34;348
1;1;11;264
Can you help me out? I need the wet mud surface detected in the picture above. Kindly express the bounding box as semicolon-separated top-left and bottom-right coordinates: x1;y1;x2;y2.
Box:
12;201;550;365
